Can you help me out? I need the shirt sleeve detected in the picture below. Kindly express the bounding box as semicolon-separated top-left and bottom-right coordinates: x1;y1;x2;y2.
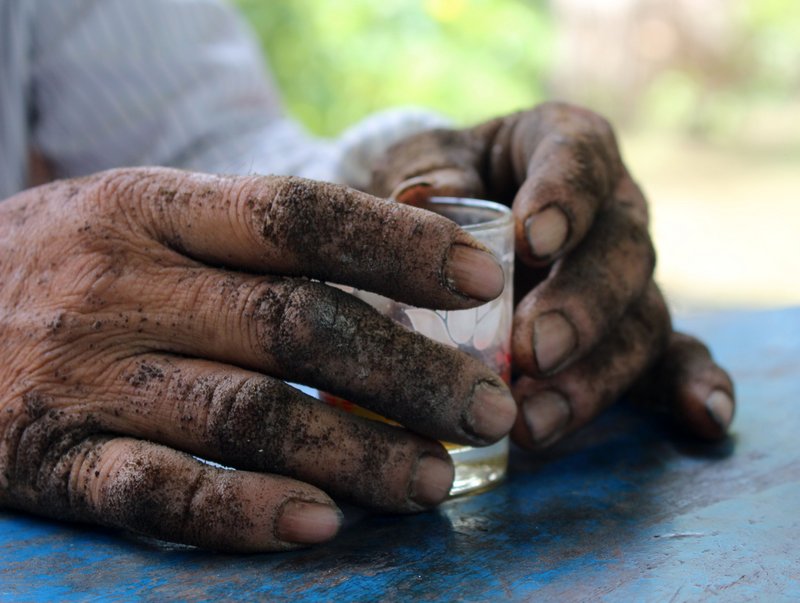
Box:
29;0;449;187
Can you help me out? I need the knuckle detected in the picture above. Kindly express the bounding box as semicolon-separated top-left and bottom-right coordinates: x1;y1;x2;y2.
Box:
246;176;314;248
283;280;344;335
558;101;616;140
585;110;615;141
252;279;346;364
204;376;292;470
91;167;152;217
32;253;131;345
243;279;301;356
203;375;257;449
93;167;198;242
97;443;178;529
246;177;366;272
1;391;98;510
537;103;622;197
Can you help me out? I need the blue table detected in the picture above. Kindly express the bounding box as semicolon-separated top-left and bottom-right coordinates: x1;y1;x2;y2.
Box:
2;307;799;602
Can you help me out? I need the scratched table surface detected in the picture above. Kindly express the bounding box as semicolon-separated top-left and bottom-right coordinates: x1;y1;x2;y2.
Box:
2;307;799;602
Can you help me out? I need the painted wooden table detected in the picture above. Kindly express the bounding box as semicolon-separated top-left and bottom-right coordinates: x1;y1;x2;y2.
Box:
2;307;799;602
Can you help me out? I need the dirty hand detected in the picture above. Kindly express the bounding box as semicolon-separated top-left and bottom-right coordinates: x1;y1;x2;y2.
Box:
0;168;517;551
372;101;735;450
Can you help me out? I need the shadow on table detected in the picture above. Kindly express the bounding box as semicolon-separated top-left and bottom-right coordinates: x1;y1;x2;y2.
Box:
1;401;742;600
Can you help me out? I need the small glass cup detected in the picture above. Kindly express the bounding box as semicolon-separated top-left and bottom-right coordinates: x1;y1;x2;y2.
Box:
326;197;514;496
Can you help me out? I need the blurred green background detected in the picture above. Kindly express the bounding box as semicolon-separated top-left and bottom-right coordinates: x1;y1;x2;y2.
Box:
236;0;552;135
235;0;800;309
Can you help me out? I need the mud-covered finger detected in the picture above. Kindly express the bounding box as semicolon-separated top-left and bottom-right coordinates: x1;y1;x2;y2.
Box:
13;435;340;552
507;105;624;265
109;270;516;446
635;331;735;440
511;283;670;450
92;167;503;308
99;355;455;512
372;103;630;268
512;199;655;376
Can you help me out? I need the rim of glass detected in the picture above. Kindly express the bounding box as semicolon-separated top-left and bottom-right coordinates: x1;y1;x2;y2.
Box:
427;196;513;232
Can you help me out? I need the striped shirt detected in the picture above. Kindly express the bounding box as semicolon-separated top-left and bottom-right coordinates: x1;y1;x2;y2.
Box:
0;0;448;200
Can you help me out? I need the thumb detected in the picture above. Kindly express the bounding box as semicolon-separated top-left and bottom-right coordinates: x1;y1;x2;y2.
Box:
391;168;485;207
370;128;487;203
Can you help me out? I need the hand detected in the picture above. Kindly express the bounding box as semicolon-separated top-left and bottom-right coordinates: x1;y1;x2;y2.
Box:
0;168;517;551
371;101;735;450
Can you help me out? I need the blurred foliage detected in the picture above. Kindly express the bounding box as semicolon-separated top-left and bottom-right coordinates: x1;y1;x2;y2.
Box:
640;0;800;142
234;0;553;135
235;0;799;145
737;0;800;93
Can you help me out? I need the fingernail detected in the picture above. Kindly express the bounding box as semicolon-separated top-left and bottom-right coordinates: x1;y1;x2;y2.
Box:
409;454;455;507
446;244;505;302
523;390;571;447
276;499;341;545
533;311;577;374
391;178;432;206
705;390;734;430
463;381;517;442
525;206;569;259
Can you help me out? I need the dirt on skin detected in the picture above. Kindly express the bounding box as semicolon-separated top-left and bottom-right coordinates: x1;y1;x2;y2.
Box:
373;104;662;374
1;168;506;549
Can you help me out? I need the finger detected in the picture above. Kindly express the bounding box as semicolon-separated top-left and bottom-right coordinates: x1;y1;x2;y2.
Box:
511;283;670;450
636;332;735;441
512;188;655;376
104;269;516;446
374;105;627;265
372;103;629;268
93;167;503;308
23;435;340;552
99;355;455;512
492;103;622;266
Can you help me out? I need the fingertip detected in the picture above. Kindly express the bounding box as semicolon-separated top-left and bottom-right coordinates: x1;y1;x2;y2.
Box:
525;205;570;261
532;310;578;375
664;332;736;441
275;499;342;546
409;453;455;508
679;382;735;441
445;244;505;302
522;389;572;448
462;381;517;443
705;389;735;433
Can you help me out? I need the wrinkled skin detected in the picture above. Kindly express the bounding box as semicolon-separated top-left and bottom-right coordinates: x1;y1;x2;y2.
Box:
0;104;736;554
0;168;518;552
372;102;736;449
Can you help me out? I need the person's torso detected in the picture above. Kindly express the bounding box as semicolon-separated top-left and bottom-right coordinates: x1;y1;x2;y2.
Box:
0;0;34;199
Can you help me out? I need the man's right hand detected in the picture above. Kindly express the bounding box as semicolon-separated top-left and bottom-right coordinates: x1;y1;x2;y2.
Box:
0;168;516;552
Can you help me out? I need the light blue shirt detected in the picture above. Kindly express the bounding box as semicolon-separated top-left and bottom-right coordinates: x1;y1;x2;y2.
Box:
0;0;447;200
